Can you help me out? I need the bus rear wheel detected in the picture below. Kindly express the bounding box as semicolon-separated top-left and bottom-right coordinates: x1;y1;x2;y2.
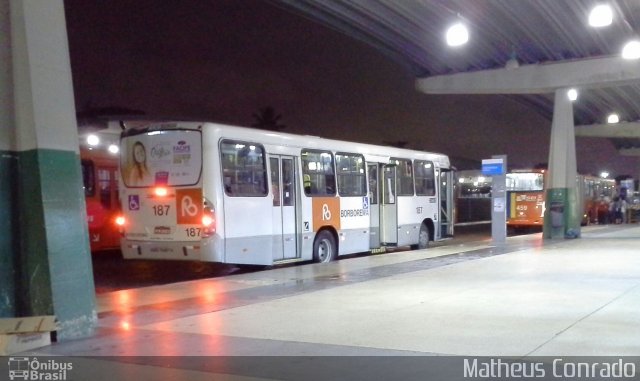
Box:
313;230;336;263
411;223;430;250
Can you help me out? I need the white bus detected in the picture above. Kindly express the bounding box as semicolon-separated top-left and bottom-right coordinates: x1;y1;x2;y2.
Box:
117;122;454;265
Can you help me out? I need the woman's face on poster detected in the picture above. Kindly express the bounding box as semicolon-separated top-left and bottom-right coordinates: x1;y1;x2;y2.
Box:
133;143;146;164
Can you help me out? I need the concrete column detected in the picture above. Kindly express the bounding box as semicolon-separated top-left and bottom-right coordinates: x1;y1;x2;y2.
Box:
1;0;96;339
543;89;580;239
0;0;18;317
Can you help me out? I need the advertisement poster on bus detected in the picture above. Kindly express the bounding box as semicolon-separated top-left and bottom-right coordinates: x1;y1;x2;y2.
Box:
120;130;202;187
509;192;545;225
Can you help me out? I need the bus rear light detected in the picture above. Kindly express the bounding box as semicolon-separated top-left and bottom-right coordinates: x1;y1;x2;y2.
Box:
202;215;214;227
202;207;216;237
115;215;126;236
154;187;168;197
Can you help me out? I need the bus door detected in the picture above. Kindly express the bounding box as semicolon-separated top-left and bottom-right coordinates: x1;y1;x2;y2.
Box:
367;163;380;248
270;155;299;261
438;168;454;238
96;164;121;249
380;164;398;245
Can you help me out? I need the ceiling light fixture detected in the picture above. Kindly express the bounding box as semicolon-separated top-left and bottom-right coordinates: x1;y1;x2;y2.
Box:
446;23;469;47
108;144;119;154
622;40;640;59
588;4;613;27
567;88;578;101
86;134;99;146
607;113;619;124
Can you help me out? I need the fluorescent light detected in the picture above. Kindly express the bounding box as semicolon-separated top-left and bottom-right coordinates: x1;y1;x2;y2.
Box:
607;113;619;124
622;40;640;59
588;4;613;27
87;134;99;146
567;88;578;101
600;171;609;179
446;23;469;47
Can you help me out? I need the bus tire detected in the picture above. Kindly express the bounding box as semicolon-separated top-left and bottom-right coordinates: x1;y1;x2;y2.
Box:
313;230;336;263
411;223;430;250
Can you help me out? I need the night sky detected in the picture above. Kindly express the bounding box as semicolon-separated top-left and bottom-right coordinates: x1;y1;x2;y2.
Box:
63;0;638;177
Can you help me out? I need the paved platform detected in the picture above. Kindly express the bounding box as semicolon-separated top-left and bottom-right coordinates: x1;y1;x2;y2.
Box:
17;224;640;379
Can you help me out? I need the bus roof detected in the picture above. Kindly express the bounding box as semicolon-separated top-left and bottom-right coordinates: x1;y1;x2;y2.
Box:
121;121;451;168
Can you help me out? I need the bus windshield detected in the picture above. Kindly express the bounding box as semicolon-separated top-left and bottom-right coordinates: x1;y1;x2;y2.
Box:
506;172;544;191
120;129;202;187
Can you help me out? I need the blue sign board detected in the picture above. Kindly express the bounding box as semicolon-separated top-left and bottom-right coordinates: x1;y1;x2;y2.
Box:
481;159;505;176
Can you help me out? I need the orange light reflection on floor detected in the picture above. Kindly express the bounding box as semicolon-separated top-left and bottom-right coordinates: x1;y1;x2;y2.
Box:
117;290;131;307
198;283;218;303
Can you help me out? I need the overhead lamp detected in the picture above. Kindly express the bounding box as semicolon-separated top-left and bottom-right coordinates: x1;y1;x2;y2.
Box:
446;23;469;47
607;113;619;124
622;40;640;59
600;171;609;179
108;144;119;154
588;4;613;27
567;88;578;101
86;134;99;146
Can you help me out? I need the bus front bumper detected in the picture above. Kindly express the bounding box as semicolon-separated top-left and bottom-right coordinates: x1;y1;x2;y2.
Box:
120;237;223;262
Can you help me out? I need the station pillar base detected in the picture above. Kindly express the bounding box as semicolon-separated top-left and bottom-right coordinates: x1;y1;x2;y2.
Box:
543;188;581;239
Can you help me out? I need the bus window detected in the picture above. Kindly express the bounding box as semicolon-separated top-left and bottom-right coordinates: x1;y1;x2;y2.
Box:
367;164;378;205
98;168;111;209
270;158;280;206
336;153;366;197
82;159;95;197
220;140;268;197
282;158;295;206
383;166;396;204
392;158;414;196
506;172;544;191
415;160;435;196
301;150;336;196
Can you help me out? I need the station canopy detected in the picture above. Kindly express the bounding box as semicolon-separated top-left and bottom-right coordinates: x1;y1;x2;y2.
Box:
278;0;640;151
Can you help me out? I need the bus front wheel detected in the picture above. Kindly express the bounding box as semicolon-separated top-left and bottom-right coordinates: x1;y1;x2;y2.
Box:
313;230;336;263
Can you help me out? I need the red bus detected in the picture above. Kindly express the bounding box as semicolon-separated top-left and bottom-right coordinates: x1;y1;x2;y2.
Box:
506;169;616;228
81;147;121;251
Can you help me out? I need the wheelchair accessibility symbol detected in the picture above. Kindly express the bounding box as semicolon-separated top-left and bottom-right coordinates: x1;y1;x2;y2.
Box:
128;195;140;211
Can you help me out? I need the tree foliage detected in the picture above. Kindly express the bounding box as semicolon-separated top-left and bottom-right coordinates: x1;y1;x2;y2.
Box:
252;106;286;131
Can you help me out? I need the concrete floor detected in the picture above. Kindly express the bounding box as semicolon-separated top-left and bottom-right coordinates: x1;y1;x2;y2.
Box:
18;224;640;379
